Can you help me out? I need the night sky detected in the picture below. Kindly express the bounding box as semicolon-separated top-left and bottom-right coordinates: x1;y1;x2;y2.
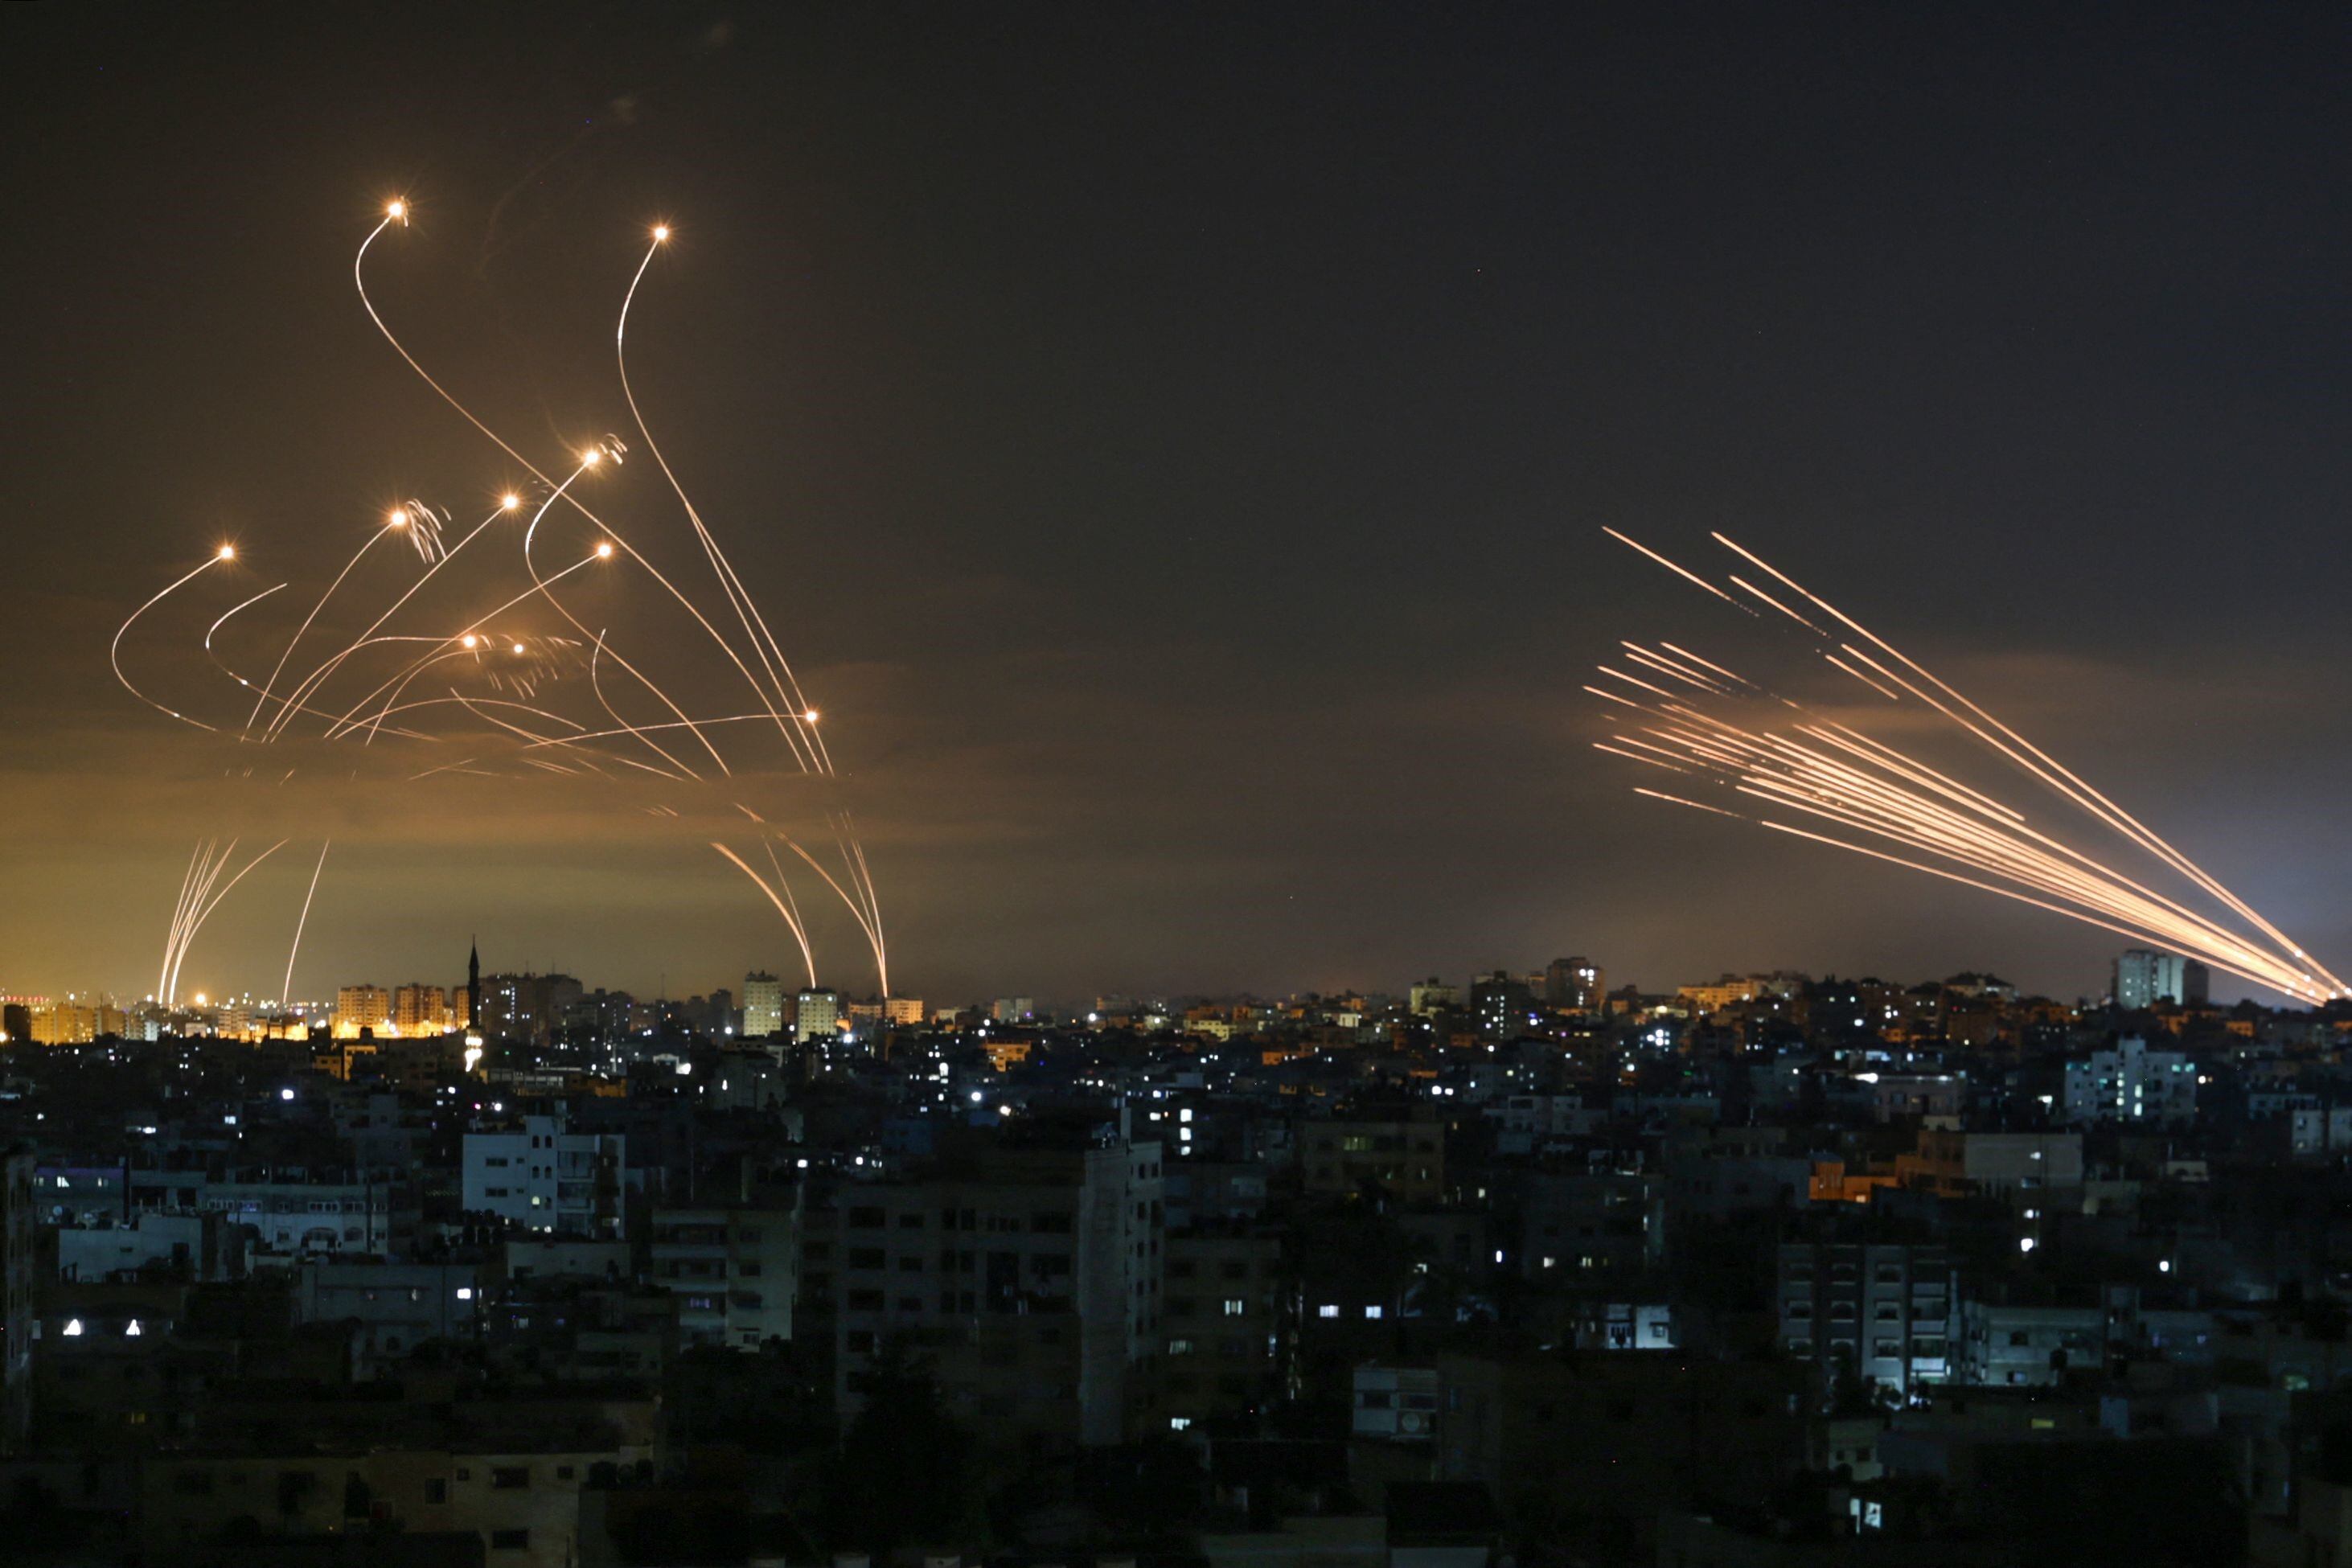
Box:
5;5;2350;1007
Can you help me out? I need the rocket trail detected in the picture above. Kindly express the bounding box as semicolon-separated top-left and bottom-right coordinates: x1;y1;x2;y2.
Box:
1598;527;2343;1004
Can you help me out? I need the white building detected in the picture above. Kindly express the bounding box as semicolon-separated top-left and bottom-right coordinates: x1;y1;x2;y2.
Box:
2114;950;2206;1008
741;971;787;1039
2063;1036;2196;1127
462;1115;626;1238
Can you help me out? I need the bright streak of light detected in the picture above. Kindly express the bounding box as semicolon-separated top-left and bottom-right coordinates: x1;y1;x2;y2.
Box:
1595;527;2344;1004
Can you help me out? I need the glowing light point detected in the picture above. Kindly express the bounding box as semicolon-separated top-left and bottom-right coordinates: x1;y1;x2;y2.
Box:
500;493;522;511
594;542;614;559
652;224;671;242
215;544;236;560
461;634;478;649
511;642;526;656
580;449;602;467
388;508;408;527
386;200;407;220
802;708;819;724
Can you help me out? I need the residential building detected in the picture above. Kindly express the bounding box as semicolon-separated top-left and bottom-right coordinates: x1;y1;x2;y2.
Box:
741;971;786;1039
462;1115;626;1238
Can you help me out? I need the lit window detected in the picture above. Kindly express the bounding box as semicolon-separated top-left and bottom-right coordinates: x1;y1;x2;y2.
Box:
1364;1305;1384;1320
62;1319;83;1337
1318;1303;1339;1320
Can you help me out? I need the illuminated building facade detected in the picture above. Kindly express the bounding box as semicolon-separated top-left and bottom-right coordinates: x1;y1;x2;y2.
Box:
333;985;392;1040
741;971;786;1038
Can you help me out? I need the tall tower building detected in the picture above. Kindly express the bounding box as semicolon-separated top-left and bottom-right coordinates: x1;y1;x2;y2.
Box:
743;972;786;1038
2115;950;2191;1009
466;940;482;1036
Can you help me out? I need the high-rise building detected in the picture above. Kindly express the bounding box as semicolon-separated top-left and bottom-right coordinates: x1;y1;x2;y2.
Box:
831;1135;1165;1445
742;972;786;1038
392;983;450;1035
1545;956;1605;1011
1471;971;1537;1040
795;986;843;1043
2114;950;2204;1009
334;985;392;1039
478;972;584;1045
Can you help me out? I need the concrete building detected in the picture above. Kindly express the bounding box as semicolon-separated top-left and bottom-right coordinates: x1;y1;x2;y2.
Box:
479;972;584;1046
333;984;392;1039
794;986;843;1043
2115;949;2209;1009
1959;1298;2105;1386
392;983;451;1035
125;1168;413;1259
1543;956;1606;1012
1901;1130;2084;1205
1162;1229;1281;1431
2063;1035;2196;1127
1470;971;1538;1040
741;971;786;1039
1300;1116;1446;1204
462;1115;626;1238
831;1135;1166;1446
57;1211;242;1283
646;1201;798;1348
1778;1241;1955;1398
1407;979;1460;1016
293;1259;482;1373
23;1000;129;1044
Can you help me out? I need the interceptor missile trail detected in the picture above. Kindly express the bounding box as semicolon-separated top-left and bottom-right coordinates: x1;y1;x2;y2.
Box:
113;193;894;1007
